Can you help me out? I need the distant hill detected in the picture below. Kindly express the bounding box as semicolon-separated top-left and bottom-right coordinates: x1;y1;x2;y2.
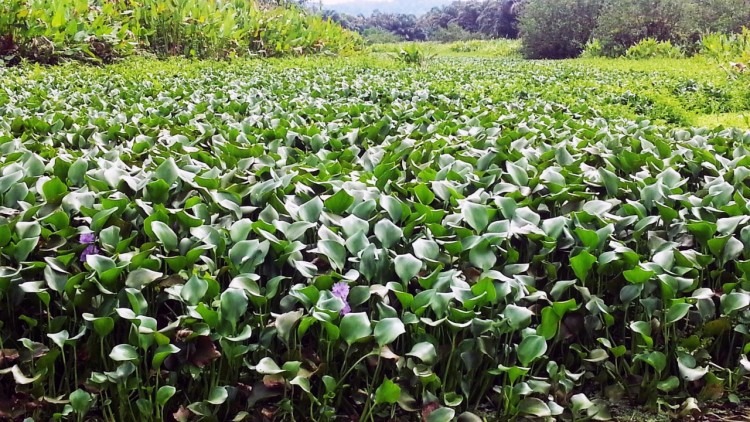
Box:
318;0;451;16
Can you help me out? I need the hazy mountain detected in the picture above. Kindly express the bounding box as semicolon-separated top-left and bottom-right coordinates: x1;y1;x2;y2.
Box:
318;0;452;16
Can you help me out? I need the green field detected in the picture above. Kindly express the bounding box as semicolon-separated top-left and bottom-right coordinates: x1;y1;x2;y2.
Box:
2;49;750;421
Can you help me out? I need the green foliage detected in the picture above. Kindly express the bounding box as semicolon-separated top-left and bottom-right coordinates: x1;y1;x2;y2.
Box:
326;0;522;42
518;0;603;59
625;38;684;60
592;0;695;57
372;39;521;58
390;43;436;65
1;52;750;420
0;0;361;65
429;23;476;43
362;27;402;45
701;29;750;63
581;38;604;58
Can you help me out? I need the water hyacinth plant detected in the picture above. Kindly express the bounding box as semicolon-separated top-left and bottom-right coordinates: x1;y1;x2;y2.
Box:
0;0;362;65
1;51;750;420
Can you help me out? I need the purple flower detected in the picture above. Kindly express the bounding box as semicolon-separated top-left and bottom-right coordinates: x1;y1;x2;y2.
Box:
332;282;350;299
331;282;351;316
80;244;100;263
80;232;96;244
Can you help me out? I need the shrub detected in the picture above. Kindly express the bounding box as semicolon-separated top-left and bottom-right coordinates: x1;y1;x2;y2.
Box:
390;43;435;65
428;23;475;43
625;38;684;59
701;29;750;62
580;38;604;58
592;0;695;57
362;28;402;45
518;0;603;59
449;40;481;52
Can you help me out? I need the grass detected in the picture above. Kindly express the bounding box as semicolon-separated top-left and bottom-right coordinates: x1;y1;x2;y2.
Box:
370;39;522;58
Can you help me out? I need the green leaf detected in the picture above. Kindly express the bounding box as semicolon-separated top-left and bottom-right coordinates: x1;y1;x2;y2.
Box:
374;318;405;346
325;189;354;214
413;238;439;261
517;335;547;367
623;266;654;284
125;268;163;289
374;219;403;249
506;161;528;186
298;197;324;222
380;196;404;222
722;292;750;314
156;386;176;407
504;304;533;330
375;378;401;405
152;344;180;369
657;376;680;392
394;254;422;283
665;303;691;325
207;386;228;405
154;157;180;185
427;407;456;422
462;201;489;232
255;357;285;375
110;344;139;361
407;342;437;364
414;184;435;205
570;251;597;282
150;221;178;252
70;389;92;414
469;240;495;271
229;240;269;273
181;275;208;305
537;307;560;340
318;239;346;271
340;312;372;345
582;200;613;216
42;177;68;203
518;398;551;417
220;288;248;329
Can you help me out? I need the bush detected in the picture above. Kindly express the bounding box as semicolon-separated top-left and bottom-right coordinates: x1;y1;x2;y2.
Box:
518;0;603;59
592;0;694;57
362;28;402;45
428;23;475;43
625;38;684;59
701;29;750;62
449;40;481;52
581;38;604;58
390;43;435;65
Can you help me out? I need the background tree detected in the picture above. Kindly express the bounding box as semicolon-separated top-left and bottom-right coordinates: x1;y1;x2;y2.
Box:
518;0;603;59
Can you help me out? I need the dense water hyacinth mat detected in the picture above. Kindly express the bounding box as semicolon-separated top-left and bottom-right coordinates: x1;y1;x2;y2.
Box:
2;56;750;420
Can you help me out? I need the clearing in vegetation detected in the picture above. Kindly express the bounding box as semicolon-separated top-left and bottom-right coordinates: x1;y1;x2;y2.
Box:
3;10;750;422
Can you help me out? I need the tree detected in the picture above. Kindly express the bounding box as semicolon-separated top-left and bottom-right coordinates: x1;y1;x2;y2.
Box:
518;0;603;59
592;0;694;57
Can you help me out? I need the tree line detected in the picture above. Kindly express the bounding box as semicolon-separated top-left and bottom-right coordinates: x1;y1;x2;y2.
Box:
322;0;522;43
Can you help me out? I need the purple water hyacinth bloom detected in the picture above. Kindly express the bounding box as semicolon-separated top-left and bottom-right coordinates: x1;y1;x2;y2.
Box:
80;244;100;262
331;282;351;315
331;282;350;299
80;232;96;244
